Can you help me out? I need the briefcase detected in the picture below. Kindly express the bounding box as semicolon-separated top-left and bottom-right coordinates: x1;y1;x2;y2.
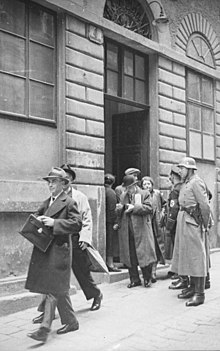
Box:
19;214;54;253
86;245;109;274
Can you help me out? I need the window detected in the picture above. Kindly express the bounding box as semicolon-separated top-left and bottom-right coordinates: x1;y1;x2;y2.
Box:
0;0;56;122
187;70;215;161
105;40;148;105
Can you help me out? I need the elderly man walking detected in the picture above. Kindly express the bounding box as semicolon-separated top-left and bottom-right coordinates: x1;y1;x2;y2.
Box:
171;157;211;306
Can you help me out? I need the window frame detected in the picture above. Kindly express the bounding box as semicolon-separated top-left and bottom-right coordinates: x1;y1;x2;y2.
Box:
186;69;216;163
104;39;149;106
0;0;57;126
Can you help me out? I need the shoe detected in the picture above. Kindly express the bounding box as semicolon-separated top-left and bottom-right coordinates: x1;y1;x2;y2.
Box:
107;266;121;272
57;322;79;334
90;293;103;311
178;288;194;299
171;273;179;280
151;273;157;283
167;271;175;278
127;281;142;288
169;279;188;290
144;279;152;288
186;293;205;307
32;313;44;324
28;327;50;343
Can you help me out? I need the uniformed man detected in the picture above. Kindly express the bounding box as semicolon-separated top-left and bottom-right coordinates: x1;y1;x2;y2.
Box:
171;157;211;306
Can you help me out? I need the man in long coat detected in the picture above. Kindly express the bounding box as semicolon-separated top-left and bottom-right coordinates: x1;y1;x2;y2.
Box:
116;175;157;288
25;167;82;342
171;157;210;307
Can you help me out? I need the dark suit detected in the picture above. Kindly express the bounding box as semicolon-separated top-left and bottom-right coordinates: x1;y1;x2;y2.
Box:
25;191;82;329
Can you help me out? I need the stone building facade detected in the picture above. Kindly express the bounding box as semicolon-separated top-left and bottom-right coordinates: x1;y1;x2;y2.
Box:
0;0;220;281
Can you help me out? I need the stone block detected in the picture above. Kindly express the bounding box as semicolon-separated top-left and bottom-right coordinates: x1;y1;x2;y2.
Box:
66;98;104;121
216;80;220;90
87;88;104;106
66;48;104;75
173;87;185;102
66;32;103;60
159;122;186;139
173;138;186;152
216;113;220;125
159;109;173;123
66;15;86;36
158;82;172;97
67;132;104;153
66;115;86;133
216;147;220;159
66;82;86;100
66;65;104;90
159;68;185;89
158;56;172;71
86;119;104;137
172;62;185;76
159;135;173;149
159;162;173;176
216;124;220;136
75;168;104;185
66;149;104;168
159;96;186;114
216;90;220;102
216;102;220;114
216;136;220;147
159;149;185;163
173;112;186;126
160;176;170;191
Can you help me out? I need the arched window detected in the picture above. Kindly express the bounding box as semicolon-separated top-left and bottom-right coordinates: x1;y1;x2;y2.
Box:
104;0;152;39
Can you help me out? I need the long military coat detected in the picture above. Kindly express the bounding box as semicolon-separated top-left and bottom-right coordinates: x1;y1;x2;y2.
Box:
25;192;82;295
171;174;210;277
150;189;166;264
116;187;157;268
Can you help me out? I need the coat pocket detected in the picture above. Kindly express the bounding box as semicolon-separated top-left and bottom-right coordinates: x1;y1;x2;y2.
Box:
51;243;70;271
185;213;199;227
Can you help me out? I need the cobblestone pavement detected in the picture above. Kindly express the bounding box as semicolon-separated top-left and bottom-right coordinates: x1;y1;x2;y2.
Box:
0;251;219;351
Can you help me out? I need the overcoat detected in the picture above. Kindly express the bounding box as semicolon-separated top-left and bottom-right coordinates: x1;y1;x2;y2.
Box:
25;192;82;295
150;189;166;264
116;187;157;268
171;174;210;276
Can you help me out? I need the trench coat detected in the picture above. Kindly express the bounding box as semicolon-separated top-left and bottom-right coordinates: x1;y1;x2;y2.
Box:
150;189;166;264
25;191;82;295
171;174;210;277
116;187;157;268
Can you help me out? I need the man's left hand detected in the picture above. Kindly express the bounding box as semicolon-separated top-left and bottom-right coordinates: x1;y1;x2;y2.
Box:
41;216;54;227
79;241;88;250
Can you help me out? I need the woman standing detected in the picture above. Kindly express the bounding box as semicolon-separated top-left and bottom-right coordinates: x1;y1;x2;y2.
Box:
141;176;166;283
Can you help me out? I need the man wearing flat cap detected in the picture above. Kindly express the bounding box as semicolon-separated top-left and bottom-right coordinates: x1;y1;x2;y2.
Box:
115;168;140;202
26;167;82;343
116;175;156;288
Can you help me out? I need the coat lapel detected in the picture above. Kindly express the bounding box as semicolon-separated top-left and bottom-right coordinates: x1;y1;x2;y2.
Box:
44;191;67;217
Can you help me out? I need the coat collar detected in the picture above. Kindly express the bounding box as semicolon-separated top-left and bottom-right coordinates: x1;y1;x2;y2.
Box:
44;191;68;217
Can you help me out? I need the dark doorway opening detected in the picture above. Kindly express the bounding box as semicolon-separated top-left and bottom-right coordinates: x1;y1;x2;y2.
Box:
105;96;149;187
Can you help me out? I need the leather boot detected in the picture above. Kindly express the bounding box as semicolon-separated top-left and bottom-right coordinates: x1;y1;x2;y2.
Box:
205;272;210;289
178;276;195;299
151;262;157;283
186;277;205;307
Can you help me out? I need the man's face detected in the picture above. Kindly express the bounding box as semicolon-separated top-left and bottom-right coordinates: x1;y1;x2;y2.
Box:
132;173;139;181
47;178;64;196
178;166;188;181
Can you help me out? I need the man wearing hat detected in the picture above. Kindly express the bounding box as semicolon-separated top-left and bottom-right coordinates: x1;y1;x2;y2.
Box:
104;173;121;272
26;167;82;343
116;175;157;288
171;157;211;306
61;164;103;311
115;168;140;202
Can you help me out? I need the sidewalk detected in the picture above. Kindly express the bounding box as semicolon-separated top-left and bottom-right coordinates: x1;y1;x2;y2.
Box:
0;250;220;351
